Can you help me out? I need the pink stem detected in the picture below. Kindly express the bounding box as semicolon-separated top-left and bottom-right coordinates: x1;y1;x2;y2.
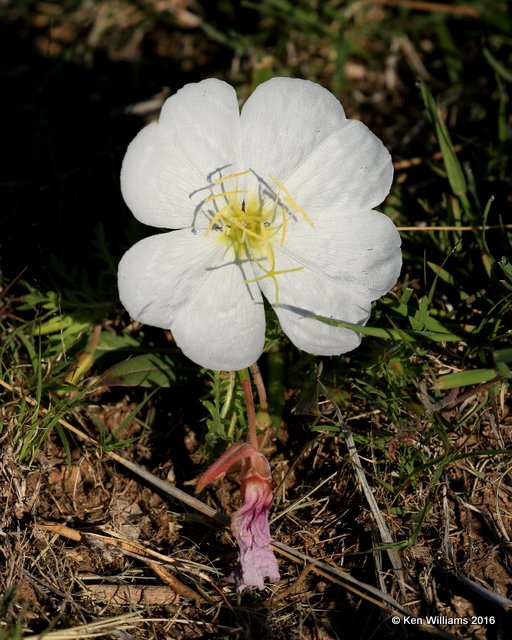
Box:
241;377;259;450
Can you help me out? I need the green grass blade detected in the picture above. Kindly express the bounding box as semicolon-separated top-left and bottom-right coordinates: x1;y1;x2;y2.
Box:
483;47;512;82
419;82;467;198
434;368;498;389
310;315;462;343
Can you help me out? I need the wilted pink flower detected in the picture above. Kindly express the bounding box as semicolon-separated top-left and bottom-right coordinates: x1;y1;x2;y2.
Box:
196;442;280;590
231;453;279;590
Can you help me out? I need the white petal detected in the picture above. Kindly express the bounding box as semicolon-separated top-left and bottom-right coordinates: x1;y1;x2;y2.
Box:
255;209;401;355
170;265;265;371
121;79;243;230
285;119;393;215
241;77;347;183
118;229;265;370
283;209;402;303
258;254;369;355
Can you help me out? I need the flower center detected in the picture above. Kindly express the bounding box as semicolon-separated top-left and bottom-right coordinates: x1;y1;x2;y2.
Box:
206;192;276;259
200;169;314;305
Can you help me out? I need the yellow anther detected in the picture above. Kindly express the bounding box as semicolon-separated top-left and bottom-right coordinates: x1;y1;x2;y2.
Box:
245;266;304;284
214;169;252;184
245;266;304;307
280;203;288;247
229;216;266;242
269;175;315;228
200;170;311;307
204;189;247;204
204;203;231;236
252;240;275;275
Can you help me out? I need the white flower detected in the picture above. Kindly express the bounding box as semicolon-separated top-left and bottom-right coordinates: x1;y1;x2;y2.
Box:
118;77;402;371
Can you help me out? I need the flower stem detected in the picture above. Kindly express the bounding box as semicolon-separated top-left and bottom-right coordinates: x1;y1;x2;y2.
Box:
249;363;268;412
239;369;258;449
220;370;236;419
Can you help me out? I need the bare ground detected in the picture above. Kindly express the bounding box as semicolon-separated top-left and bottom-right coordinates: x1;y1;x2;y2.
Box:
1;381;511;639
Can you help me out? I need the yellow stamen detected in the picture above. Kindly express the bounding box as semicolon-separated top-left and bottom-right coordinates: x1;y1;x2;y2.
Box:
269;175;315;228
198;170;313;307
204;189;247;204
214;169;252;184
245;266;304;284
204;202;231;236
229;216;267;242
245;266;304;307
280;203;288;247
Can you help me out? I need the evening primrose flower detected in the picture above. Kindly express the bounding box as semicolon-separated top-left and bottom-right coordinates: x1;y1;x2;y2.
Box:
118;78;401;370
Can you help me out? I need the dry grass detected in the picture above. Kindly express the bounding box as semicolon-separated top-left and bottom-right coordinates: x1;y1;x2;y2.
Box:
1;0;512;638
1;369;511;639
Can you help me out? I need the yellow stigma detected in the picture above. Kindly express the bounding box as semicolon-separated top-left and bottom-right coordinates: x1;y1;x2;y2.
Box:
202;169;314;306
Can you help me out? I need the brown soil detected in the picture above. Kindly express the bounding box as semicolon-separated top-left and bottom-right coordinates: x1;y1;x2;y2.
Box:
1;384;511;640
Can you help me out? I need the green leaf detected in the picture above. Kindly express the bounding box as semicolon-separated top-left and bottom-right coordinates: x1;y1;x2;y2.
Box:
499;256;512;282
494;349;512;378
310;315;461;343
419;83;466;197
427;261;455;286
385;300;464;341
410;296;430;331
95;332;142;353
267;344;286;421
101;353;185;387
495;348;512;364
435;369;498;390
483;47;512;83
